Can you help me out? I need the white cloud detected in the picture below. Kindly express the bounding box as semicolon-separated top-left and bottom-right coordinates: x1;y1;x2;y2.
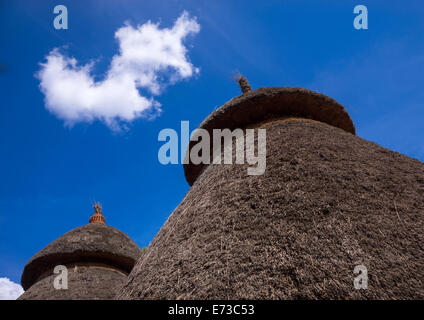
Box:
0;278;24;300
37;11;200;130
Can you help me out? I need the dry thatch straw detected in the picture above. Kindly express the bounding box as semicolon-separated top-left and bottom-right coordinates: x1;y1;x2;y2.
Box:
117;89;423;299
184;86;356;186
20;223;141;300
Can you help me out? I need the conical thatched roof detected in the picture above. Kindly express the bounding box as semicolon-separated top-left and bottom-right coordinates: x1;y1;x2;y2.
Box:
118;87;424;299
20;222;141;299
184;87;355;186
19;265;128;300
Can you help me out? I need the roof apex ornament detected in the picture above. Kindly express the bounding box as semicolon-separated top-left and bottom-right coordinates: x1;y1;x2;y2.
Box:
237;74;252;94
89;202;106;225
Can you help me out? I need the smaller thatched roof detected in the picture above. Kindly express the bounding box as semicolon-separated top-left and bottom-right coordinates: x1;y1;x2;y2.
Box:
19;265;127;300
21;223;141;290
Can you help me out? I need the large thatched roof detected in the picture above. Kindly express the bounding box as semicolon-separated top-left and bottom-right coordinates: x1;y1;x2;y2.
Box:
118;93;423;299
184;87;356;186
21;223;141;291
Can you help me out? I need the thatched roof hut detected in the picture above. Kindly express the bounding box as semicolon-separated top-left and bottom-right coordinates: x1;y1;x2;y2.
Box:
19;206;141;300
118;83;424;299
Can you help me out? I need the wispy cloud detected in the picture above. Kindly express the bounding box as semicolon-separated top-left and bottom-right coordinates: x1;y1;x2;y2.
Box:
37;11;200;130
0;278;24;300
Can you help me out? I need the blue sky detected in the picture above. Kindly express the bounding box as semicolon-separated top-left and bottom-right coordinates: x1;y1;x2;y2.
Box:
0;0;423;286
